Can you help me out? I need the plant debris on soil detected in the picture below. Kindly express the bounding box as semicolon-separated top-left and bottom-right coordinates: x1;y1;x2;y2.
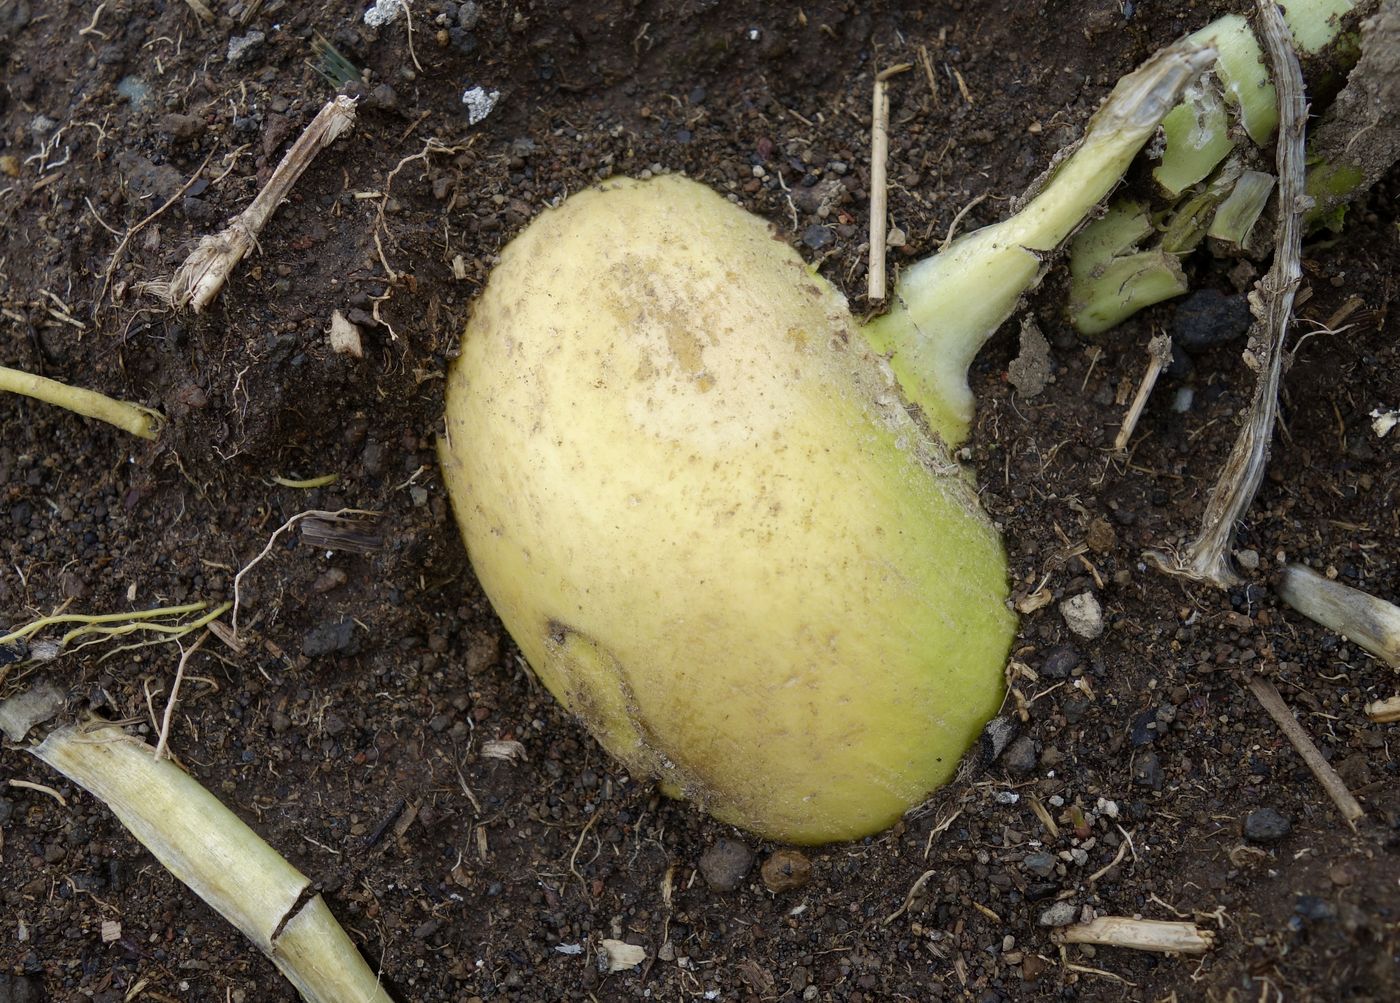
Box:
2;2;1397;1001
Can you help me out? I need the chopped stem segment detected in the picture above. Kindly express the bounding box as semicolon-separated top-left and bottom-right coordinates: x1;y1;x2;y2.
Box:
1068;0;1367;337
1246;675;1366;826
1055;917;1216;955
1208;169;1277;246
31;721;394;1003
1276;564;1400;667
0;365;162;440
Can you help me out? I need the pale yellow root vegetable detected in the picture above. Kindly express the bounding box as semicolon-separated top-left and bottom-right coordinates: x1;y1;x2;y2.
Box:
439;37;1214;844
440;176;1015;844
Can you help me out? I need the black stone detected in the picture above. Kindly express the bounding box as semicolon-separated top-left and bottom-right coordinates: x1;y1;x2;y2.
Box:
1039;644;1080;680
1244;808;1292;844
1172;288;1252;352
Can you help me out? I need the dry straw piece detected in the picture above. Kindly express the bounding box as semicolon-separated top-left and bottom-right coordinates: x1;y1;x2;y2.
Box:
1054;916;1216;955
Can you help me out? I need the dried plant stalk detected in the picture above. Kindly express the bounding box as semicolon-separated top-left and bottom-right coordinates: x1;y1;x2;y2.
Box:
161;97;357;312
1247;675;1366;826
867;64;909;302
1114;333;1172;451
1148;1;1305;586
1055;916;1216;954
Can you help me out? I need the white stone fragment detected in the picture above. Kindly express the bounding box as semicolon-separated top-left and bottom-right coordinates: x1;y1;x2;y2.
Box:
462;86;500;125
363;0;404;28
328;310;364;358
598;939;646;973
1060;592;1104;639
1370;406;1399;438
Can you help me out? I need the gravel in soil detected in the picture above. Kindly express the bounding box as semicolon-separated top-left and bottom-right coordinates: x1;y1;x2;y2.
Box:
2;2;1398;1001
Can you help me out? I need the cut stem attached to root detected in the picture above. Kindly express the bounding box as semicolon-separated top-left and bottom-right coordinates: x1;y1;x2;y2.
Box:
863;40;1214;445
0;365;162;440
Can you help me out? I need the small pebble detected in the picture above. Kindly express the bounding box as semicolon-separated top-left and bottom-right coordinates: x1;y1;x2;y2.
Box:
1173;288;1252;352
981;716;1017;763
301;618;359;657
1129;707;1162;746
1039;901;1077;927
802;225;834;250
1132;750;1164;790
1002;735;1037;778
699;838;753;892
1085;518;1116;554
226;31;265;65
1022;851;1056;878
1039;644;1080;680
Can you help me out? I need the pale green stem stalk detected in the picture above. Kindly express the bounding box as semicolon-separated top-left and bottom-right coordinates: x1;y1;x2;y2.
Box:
32;722;395;1003
1069;0;1363;336
1208;169;1277;245
0;365;162;440
862;43;1214;445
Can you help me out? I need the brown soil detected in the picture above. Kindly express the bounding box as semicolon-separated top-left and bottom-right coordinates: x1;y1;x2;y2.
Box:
2;2;1397;1001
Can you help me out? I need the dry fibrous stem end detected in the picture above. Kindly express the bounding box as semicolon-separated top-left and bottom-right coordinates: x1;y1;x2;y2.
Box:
1276;564;1400;667
0;693;394;1003
1053;916;1217;955
154;97;357;312
0;365;162;440
1148;0;1308;588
